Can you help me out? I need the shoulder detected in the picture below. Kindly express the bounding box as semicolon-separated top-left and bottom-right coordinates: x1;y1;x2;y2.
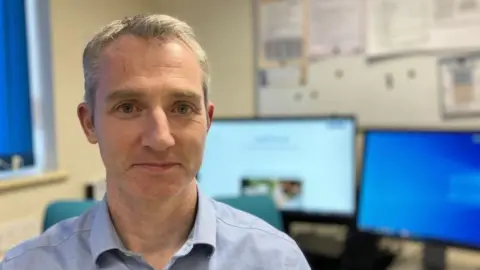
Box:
211;199;310;269
1;205;97;269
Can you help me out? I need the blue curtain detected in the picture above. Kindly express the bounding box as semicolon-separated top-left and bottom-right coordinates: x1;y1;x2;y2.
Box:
0;0;34;171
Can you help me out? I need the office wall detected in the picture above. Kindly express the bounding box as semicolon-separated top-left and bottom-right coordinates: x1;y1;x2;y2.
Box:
0;0;155;223
154;0;480;129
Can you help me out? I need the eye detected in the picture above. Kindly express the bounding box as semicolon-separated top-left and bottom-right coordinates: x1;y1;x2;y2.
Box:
172;103;194;115
115;102;141;114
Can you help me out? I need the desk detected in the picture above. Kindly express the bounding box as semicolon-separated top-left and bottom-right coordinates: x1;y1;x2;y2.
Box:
389;260;478;270
386;242;480;270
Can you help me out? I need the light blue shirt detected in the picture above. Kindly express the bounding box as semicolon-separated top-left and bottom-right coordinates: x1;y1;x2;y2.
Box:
0;191;311;269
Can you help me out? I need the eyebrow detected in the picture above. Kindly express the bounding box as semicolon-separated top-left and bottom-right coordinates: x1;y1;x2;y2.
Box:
169;90;203;102
105;88;203;103
105;89;145;103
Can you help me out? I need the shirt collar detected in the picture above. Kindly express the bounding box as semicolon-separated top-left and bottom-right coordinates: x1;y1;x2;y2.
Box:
89;196;128;264
89;188;217;265
188;188;217;250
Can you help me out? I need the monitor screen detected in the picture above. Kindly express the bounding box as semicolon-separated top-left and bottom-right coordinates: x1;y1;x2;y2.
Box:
358;130;480;248
198;117;356;216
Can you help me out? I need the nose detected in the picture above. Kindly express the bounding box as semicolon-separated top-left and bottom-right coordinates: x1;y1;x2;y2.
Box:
142;108;175;151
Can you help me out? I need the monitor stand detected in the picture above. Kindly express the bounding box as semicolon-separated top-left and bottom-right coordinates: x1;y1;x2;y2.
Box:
422;243;445;270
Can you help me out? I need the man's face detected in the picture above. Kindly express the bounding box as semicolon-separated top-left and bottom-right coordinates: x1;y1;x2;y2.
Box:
78;35;214;200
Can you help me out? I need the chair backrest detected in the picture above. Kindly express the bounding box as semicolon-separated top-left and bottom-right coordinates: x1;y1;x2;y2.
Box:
215;195;284;231
43;200;97;232
43;197;284;232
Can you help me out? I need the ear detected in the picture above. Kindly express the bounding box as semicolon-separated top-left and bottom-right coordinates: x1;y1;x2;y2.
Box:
206;102;214;131
77;102;98;144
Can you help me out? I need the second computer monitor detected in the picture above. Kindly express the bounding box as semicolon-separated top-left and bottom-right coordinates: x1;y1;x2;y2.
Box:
198;116;357;217
358;129;480;249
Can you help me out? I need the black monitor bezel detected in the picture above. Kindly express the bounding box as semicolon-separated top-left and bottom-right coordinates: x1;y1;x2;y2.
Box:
202;114;358;225
356;126;480;251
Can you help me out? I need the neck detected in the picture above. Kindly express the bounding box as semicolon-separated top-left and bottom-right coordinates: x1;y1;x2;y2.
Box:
106;180;198;255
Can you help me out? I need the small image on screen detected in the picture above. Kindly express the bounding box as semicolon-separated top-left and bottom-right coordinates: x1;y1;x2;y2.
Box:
357;130;480;248
241;177;303;210
198;117;356;216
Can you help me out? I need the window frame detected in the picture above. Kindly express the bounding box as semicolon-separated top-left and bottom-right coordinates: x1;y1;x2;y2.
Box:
0;0;63;184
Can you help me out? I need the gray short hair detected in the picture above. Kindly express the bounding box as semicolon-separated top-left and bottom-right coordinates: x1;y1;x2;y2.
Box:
82;14;210;109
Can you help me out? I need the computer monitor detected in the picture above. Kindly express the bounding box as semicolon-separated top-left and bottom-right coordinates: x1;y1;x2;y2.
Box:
357;129;480;250
198;116;357;219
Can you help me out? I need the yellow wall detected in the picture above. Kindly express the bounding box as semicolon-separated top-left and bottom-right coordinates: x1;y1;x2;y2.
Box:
156;0;256;118
0;0;155;223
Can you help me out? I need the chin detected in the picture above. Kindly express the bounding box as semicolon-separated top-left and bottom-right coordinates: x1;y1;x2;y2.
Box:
126;171;193;200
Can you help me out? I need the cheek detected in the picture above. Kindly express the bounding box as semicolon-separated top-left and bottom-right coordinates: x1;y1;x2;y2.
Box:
96;118;139;161
175;128;207;164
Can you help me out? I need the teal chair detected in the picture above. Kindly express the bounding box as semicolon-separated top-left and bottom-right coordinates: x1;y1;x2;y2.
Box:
43;200;97;232
215;195;284;231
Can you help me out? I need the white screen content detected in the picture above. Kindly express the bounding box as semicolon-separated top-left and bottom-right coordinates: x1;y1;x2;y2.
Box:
199;118;356;216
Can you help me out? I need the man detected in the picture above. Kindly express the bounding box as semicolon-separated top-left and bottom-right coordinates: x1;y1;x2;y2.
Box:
0;14;310;270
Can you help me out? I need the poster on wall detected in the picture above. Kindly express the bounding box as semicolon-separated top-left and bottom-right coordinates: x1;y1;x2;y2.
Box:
366;0;480;58
439;52;480;118
257;0;305;89
255;0;365;104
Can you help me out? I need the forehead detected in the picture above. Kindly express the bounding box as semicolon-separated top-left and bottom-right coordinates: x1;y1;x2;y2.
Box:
96;35;203;99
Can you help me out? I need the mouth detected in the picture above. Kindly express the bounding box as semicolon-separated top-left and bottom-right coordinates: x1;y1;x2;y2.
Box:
131;162;180;173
